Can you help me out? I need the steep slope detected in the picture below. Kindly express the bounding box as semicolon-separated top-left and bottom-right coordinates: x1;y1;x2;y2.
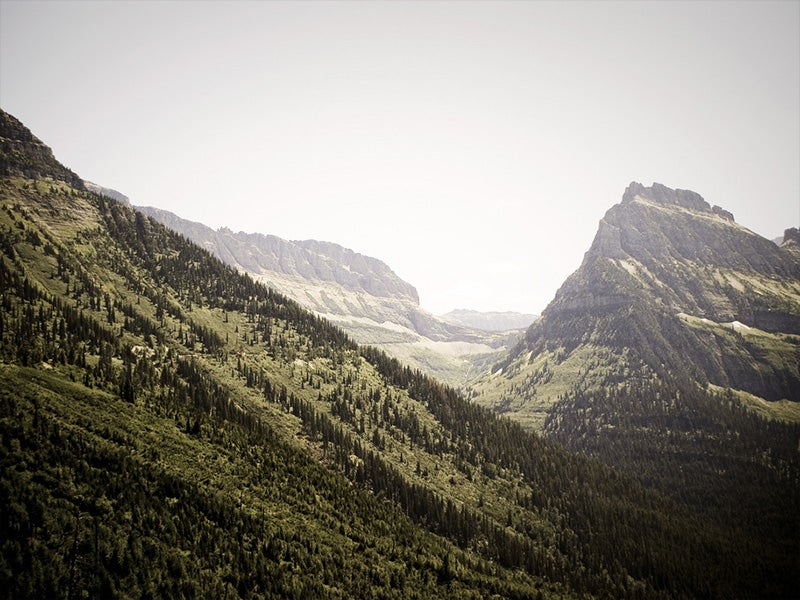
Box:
82;180;130;205
0;110;84;189
137;205;519;385
3;111;796;597
475;182;800;428
472;182;800;585
134;206;421;322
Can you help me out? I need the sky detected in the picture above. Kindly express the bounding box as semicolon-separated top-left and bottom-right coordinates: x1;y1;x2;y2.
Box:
1;1;798;315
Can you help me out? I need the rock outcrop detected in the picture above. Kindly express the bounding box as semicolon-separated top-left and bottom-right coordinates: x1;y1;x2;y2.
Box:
0;110;85;189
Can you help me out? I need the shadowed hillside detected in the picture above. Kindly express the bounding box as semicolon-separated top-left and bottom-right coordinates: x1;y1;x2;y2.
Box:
2;110;797;598
471;182;800;594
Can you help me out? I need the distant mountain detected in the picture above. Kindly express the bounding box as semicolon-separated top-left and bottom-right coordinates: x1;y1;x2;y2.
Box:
472;182;800;586
439;309;538;331
83;180;130;205
136;206;419;309
137;205;522;385
8;108;792;598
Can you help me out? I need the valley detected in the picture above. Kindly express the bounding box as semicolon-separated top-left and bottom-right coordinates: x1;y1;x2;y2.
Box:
136;204;535;388
1;109;798;598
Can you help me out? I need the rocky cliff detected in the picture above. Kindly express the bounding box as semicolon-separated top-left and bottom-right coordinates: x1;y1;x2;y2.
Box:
553;181;800;332
136;206;522;385
0;111;84;189
473;182;800;429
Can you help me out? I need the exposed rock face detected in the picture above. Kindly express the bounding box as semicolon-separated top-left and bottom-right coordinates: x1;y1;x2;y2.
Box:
83;181;130;205
474;182;800;430
136;205;523;385
621;181;707;211
712;205;734;221
0;110;84;189
561;182;800;331
136;206;425;327
783;227;800;246
137;207;416;302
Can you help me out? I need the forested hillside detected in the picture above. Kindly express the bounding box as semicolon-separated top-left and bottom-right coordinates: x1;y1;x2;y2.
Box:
472;182;800;596
1;109;797;598
135;204;519;387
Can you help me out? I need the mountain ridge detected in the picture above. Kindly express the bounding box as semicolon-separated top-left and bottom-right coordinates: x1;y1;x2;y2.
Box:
0;110;84;189
136;206;419;303
136;204;524;386
3;109;798;598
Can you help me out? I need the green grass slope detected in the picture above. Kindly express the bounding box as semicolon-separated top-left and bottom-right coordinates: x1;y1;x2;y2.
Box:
2;114;796;598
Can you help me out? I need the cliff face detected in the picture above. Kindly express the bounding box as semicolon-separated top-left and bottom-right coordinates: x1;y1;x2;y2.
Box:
550;182;800;333
0;110;84;189
136;206;522;386
137;206;418;304
474;182;800;430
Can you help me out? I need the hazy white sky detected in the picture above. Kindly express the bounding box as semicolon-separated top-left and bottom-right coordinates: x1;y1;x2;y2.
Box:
2;1;798;314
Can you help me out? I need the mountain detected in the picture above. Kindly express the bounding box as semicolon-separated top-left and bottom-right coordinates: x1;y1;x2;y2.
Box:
472;181;800;587
475;181;800;428
439;309;538;331
136;205;521;386
134;206;421;315
0;110;84;189
82;180;130;205
4;109;796;597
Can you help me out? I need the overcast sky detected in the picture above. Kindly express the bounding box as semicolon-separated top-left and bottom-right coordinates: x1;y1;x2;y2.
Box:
2;1;798;314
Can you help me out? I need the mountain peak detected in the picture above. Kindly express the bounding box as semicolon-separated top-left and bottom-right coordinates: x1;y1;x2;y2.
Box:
783;226;800;245
622;181;711;212
513;180;800;402
584;181;776;274
0;109;84;190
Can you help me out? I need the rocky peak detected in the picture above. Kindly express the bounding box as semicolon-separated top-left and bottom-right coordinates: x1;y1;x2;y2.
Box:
783;227;800;245
0;110;84;190
781;227;800;261
555;182;800;336
487;181;800;417
622;181;710;212
711;205;735;221
586;182;791;277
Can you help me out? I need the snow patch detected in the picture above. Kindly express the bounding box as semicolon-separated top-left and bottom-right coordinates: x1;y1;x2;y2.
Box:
616;259;638;277
679;312;753;333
